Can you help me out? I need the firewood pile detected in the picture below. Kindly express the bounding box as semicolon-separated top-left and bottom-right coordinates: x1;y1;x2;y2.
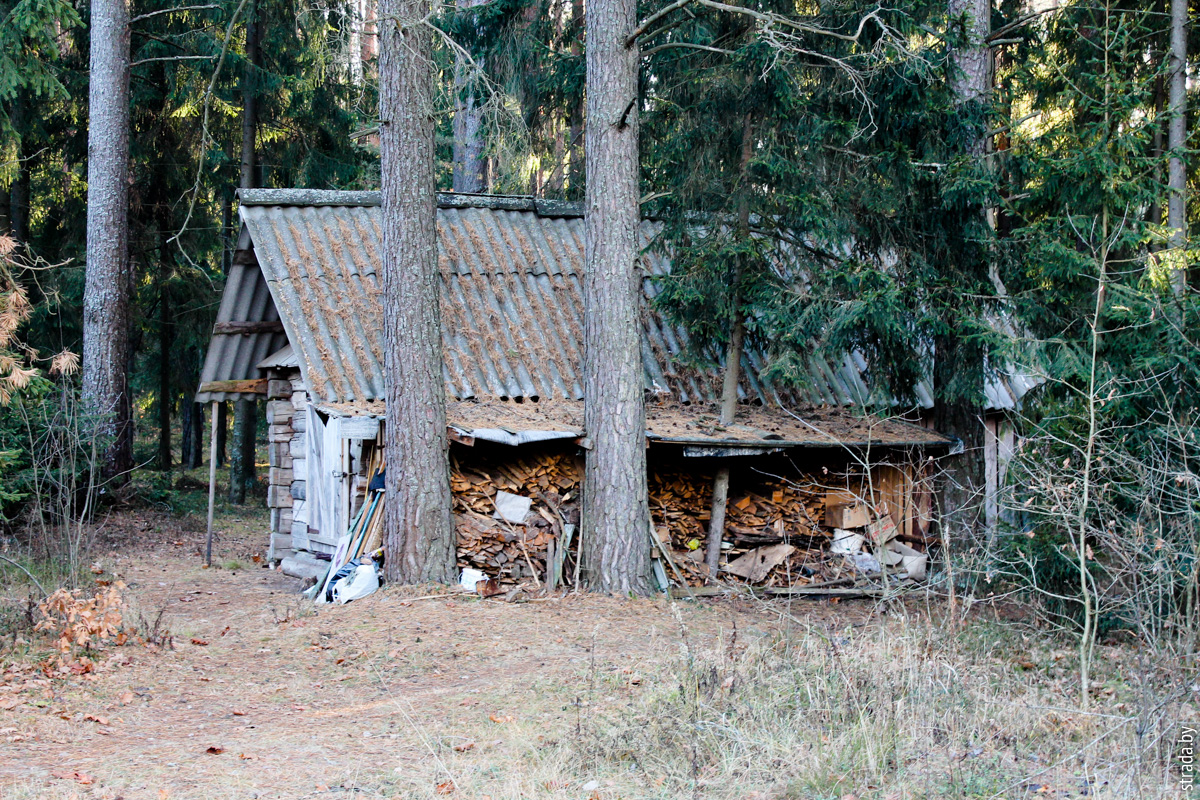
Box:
450;449;581;589
445;449;920;592
649;470;847;587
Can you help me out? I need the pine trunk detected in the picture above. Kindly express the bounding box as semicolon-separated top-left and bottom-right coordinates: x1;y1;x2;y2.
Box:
230;3;261;504
948;0;990;111
451;0;486;193
216;402;228;466
157;272;173;471
567;0;584;197
379;0;457;584
1167;0;1188;294
10;95;30;245
182;401;205;469
581;0;652;595
940;0;991;544
83;0;133;482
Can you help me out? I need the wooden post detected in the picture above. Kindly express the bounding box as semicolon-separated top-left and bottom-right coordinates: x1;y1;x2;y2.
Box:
206;400;219;567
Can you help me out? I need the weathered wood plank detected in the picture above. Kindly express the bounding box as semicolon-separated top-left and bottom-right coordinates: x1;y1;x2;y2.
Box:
212;321;285;335
198;379;267;394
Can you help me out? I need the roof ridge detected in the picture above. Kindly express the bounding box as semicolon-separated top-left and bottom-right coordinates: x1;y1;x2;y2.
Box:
236;188;583;218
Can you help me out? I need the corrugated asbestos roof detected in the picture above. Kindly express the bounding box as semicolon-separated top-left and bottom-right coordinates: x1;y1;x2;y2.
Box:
195;190;1029;422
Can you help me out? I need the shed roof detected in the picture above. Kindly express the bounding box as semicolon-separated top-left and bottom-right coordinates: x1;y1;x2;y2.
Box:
194;189;1014;448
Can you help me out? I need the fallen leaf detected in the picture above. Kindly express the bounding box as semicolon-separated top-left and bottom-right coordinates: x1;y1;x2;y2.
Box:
52;771;95;785
158;790;171;800
435;781;456;794
488;714;513;724
239;753;254;760
0;696;23;710
453;741;475;752
118;691;134;705
190;638;209;646
219;626;231;637
232;709;246;716
84;714;109;725
205;746;224;755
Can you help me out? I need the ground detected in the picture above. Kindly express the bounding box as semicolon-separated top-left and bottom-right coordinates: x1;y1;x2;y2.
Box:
0;504;1191;800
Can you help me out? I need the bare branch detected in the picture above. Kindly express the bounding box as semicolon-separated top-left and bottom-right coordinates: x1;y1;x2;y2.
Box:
642;41;737;57
168;0;249;271
627;0;698;47
130;54;218;66
130;4;220;22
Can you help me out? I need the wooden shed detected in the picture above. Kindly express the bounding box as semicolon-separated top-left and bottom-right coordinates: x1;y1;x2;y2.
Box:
196;189;976;588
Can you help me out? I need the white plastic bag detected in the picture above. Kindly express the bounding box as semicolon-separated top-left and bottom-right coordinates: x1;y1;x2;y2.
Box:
333;562;380;604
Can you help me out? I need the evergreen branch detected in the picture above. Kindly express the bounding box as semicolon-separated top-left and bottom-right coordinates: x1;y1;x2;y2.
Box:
130;4;220;23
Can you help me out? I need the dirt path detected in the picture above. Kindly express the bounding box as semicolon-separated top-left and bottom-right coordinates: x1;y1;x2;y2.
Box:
0;509;793;800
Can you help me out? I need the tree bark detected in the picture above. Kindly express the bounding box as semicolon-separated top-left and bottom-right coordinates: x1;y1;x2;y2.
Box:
939;0;991;547
230;2;261;504
216;402;228;466
157;269;173;471
581;0;652;595
240;0;259;191
567;0;584;198
948;0;990;112
182;401;205;469
451;0;486;193
83;0;133;482
379;0;457;584
1166;0;1188;294
9;95;30;246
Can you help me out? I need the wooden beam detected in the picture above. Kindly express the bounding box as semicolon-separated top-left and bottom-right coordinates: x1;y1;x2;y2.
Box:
212;321;285;335
198;379;268;395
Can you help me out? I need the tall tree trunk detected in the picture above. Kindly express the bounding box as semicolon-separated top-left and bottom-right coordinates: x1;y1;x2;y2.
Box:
83;0;133;482
1167;0;1188;294
379;0;456;583
181;400;195;468
938;0;991;548
230;2;261;504
581;0;652;595
157;267;173;471
704;116;754;578
9;95;30;246
451;0;486;193
183;401;205;469
567;0;584;198
216;402;228;466
948;0;990;113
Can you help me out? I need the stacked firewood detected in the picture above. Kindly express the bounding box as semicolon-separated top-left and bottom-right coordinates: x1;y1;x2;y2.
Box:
649;470;838;587
450;449;581;587
446;451;866;590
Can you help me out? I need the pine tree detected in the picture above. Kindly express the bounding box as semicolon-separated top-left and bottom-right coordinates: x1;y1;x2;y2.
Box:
581;0;653;595
83;0;134;481
380;0;457;583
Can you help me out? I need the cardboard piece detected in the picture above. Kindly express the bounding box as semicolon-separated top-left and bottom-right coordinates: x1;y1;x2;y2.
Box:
826;502;870;529
866;512;899;546
723;544;795;583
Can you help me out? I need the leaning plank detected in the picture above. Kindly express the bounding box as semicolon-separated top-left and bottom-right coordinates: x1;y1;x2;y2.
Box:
198;379;268;394
212;321;285;335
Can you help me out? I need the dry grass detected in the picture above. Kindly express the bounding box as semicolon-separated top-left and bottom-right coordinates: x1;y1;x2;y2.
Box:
0;507;1194;800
